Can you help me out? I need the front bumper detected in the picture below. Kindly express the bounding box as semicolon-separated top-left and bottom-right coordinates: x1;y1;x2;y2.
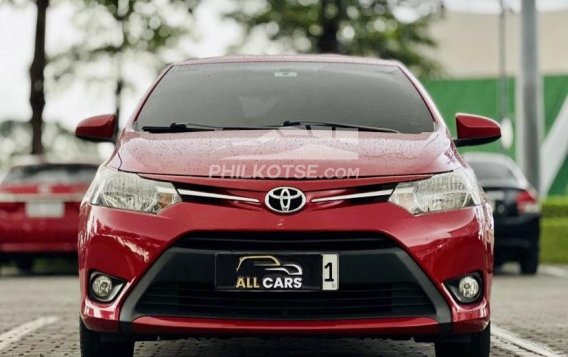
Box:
79;199;493;338
128;316;441;338
119;240;451;334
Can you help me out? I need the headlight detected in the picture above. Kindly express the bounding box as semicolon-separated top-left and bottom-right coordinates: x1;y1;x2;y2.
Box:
87;167;181;214
388;169;481;215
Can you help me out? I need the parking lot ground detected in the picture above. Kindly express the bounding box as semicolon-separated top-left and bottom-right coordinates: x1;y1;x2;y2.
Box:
0;264;566;356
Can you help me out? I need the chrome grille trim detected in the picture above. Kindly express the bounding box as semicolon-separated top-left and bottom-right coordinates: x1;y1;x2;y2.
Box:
176;189;260;203
311;189;393;203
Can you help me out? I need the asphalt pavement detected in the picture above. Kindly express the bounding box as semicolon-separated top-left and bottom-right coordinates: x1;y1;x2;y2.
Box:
0;264;566;356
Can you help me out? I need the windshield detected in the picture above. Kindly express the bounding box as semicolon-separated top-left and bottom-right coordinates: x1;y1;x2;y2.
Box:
2;164;98;185
135;62;435;134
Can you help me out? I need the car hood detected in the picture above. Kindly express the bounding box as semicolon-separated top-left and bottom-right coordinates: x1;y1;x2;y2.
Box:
116;129;460;178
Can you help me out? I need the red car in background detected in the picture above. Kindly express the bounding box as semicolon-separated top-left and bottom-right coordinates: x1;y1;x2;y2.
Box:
0;162;98;271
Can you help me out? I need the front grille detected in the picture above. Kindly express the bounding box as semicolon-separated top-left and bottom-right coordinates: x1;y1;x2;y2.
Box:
175;233;396;251
136;281;435;320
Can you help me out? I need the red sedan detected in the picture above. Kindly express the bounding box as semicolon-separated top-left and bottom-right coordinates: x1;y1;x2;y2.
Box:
0;162;97;271
75;55;500;357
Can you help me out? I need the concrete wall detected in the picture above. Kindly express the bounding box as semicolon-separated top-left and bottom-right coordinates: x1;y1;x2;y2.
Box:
426;9;568;77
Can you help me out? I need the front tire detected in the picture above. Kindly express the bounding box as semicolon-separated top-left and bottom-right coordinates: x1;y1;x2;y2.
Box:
80;319;134;357
435;323;490;357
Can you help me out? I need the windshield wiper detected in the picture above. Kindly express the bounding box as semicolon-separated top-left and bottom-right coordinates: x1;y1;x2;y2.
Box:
142;123;280;133
142;123;218;133
142;121;400;133
281;120;400;133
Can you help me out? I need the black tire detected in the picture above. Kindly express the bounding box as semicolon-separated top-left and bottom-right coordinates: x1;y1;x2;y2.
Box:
435;323;490;357
16;258;34;273
520;247;539;275
80;319;134;357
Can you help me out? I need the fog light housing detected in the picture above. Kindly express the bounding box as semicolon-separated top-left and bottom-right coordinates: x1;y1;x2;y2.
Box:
458;276;480;300
89;272;124;303
445;273;482;304
92;275;113;298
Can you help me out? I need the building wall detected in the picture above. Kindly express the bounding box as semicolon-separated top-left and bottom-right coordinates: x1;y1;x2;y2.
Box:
426;9;568;77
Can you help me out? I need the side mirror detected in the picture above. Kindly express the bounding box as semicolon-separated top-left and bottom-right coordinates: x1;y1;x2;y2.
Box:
75;114;117;143
454;113;501;147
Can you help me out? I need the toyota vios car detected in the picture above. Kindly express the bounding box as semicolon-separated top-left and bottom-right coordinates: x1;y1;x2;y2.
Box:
75;55;500;357
0;161;97;271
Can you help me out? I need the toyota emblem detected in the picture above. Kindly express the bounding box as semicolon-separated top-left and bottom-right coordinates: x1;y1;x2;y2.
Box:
265;187;306;214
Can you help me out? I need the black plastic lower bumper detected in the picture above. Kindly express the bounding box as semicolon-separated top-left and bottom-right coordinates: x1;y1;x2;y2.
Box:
119;233;452;336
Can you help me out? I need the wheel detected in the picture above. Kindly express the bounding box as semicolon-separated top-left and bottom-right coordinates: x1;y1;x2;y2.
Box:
16;258;34;273
520;247;539;275
435;323;490;357
80;319;134;357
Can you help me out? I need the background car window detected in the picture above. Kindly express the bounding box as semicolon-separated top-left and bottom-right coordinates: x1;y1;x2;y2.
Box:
468;161;517;182
2;164;97;185
135;62;435;134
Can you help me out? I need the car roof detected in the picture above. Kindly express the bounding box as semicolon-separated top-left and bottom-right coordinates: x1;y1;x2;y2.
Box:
463;152;530;188
8;155;100;168
175;54;402;67
462;152;517;166
9;162;99;170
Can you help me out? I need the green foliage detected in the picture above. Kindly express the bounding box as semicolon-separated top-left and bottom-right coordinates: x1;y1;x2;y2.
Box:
228;0;443;78
540;197;568;263
543;197;568;219
541;218;568;264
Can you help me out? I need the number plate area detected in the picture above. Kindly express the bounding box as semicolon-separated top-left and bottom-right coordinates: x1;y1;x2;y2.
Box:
25;202;65;218
216;253;338;291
